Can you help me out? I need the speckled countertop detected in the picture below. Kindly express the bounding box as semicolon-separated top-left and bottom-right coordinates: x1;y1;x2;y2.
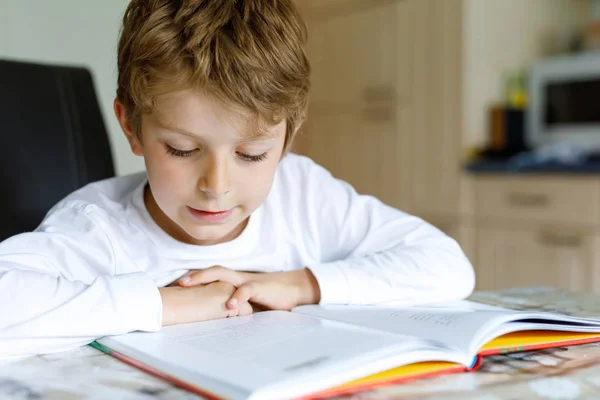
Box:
3;287;600;400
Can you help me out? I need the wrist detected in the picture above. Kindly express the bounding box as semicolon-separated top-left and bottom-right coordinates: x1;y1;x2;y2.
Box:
294;268;321;306
158;286;179;326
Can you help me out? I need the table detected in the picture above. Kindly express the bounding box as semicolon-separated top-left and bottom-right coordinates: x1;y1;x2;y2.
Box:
3;287;600;399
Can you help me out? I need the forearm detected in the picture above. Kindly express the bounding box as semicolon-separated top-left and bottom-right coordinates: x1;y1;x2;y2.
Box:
0;268;162;358
309;238;475;306
159;282;252;326
314;178;475;305
159;286;181;326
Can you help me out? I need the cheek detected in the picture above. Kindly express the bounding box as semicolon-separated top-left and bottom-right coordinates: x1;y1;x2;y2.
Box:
235;162;279;203
145;151;194;204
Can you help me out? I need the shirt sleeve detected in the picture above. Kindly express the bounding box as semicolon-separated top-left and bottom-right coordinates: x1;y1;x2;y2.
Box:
303;161;475;306
0;204;162;358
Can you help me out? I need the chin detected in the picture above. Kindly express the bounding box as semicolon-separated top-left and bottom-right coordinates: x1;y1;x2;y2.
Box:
186;226;229;240
174;209;249;244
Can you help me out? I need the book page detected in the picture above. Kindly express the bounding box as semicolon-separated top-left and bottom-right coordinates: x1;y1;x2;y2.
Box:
293;301;518;354
159;311;437;372
99;311;466;399
294;300;600;355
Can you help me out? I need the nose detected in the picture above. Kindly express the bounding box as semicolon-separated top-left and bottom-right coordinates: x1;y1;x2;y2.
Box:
198;153;231;198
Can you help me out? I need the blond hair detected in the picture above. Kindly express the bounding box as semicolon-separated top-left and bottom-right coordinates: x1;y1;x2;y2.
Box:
117;0;310;152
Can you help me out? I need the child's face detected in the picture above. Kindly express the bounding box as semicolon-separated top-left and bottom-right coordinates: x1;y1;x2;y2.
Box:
116;91;286;245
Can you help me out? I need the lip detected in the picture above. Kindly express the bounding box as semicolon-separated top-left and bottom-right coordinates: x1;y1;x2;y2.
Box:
187;206;234;223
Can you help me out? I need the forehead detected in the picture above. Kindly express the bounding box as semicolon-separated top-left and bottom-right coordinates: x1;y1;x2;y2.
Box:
149;90;284;140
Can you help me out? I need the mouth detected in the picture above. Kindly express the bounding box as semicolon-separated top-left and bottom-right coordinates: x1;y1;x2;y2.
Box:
187;206;234;223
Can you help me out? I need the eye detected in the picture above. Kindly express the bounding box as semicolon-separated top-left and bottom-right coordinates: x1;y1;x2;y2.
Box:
236;151;269;163
165;144;198;158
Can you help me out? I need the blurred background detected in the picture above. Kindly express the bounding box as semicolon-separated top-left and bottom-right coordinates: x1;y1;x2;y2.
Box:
2;0;600;293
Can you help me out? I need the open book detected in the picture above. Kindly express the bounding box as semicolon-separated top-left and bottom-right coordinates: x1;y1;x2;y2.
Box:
92;300;600;400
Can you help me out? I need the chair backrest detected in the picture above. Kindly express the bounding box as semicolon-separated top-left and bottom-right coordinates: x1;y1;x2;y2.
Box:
0;59;115;241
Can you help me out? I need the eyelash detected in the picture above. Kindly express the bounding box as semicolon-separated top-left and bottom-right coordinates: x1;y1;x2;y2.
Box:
165;145;268;163
165;145;197;158
236;152;268;163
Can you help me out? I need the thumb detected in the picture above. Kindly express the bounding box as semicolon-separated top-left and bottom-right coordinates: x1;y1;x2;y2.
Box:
227;281;259;309
168;271;193;287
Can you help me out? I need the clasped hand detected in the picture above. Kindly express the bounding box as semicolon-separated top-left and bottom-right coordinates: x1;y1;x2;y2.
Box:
175;265;321;312
159;266;320;326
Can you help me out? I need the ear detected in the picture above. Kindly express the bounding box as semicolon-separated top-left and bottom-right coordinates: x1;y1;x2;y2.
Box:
114;98;143;156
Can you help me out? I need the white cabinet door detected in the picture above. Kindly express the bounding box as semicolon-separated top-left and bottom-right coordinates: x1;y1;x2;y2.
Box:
296;0;414;211
410;0;462;216
306;1;406;107
299;109;412;210
475;226;595;292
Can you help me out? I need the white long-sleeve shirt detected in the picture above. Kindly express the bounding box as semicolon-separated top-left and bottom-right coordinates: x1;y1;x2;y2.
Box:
0;154;474;358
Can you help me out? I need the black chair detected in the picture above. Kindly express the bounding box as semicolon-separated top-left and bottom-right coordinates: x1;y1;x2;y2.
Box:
0;59;115;242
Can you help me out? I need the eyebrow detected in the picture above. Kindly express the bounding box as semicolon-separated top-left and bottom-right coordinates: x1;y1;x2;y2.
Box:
156;121;280;142
156;122;200;139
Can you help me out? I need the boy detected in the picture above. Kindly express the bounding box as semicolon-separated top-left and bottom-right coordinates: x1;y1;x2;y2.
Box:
0;0;474;358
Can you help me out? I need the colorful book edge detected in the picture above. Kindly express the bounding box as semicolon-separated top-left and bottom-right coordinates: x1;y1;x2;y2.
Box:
89;330;600;399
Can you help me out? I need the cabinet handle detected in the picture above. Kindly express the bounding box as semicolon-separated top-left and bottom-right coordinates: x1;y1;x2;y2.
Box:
506;192;549;207
538;231;584;248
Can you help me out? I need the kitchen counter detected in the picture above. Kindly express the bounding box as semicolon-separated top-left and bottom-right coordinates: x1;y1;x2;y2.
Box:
3;287;600;399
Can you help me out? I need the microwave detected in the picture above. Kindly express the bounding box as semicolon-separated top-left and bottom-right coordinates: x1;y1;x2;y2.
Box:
527;52;600;151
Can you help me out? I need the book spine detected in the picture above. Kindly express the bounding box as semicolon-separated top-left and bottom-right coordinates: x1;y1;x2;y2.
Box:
469;355;483;372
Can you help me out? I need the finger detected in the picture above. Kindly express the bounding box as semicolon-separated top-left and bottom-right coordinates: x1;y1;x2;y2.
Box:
227;282;259;309
172;271;194;286
179;265;228;286
225;304;240;318
238;302;254;316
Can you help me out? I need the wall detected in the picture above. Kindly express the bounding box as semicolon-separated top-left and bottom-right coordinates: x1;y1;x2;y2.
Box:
0;0;144;176
462;0;590;149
